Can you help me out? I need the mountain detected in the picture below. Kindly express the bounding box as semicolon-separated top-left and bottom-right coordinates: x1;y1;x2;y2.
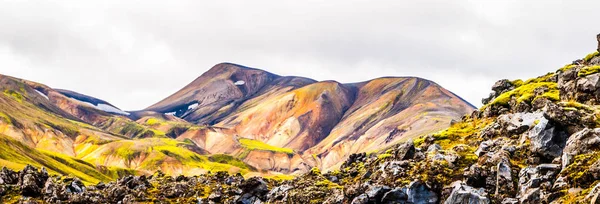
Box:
0;74;254;181
0;60;474;201
1;34;597;203
136;63;474;171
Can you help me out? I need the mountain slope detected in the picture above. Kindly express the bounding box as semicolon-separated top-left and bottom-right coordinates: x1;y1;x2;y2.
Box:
0;74;255;178
142;64;475;172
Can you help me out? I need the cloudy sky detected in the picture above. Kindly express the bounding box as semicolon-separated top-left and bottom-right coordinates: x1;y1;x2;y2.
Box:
0;0;598;110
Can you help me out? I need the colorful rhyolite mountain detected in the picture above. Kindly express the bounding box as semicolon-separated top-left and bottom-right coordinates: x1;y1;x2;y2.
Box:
0;63;473;182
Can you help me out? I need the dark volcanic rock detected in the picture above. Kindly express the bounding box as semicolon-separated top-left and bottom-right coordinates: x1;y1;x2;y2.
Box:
444;182;490;204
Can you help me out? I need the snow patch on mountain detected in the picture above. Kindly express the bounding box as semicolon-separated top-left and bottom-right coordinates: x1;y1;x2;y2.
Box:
188;103;199;110
234;80;245;85
96;104;130;115
165;112;176;116
34;90;49;100
70;97;130;115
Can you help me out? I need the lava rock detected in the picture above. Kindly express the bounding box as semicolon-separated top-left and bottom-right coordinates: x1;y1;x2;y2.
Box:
406;181;438;204
444;182;490;204
266;185;292;202
562;128;600;168
366;185;392;203
381;187;408;204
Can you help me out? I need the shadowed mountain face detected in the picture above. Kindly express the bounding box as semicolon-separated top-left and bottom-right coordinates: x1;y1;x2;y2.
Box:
0;62;473;178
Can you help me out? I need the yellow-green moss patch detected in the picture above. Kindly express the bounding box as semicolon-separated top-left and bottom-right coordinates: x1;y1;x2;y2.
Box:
238;138;294;155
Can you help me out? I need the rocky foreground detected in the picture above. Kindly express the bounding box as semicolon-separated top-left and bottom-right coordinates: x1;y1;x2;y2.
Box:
4;39;600;204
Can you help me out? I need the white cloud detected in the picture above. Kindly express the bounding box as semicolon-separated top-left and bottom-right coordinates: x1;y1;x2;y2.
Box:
0;0;598;110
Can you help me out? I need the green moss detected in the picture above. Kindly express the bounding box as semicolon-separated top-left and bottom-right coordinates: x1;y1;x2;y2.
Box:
413;136;426;147
583;51;599;62
432;118;492;150
265;174;295;181
377;153;392;160
0;112;12;125
238;138;294;155
510;79;524;87
315;179;343;189
490;82;559;106
0;134;132;184
558;64;577;72
3;89;24;103
91;138;253;175
578;65;600;77
45;122;80;137
311;167;321;175
562;152;600;188
209;154;254;170
146;118;161;126
558;101;595;112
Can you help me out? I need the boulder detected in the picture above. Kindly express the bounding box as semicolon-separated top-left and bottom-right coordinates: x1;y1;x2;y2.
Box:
406;181;438;204
381;187;408;204
351;194;369;204
395;142;416;160
366;185;392;203
562;128;600;168
518;164;561;204
238;177;268;202
495;160;514;197
266;185;292;202
526;114;566;159
576;73;600;93
444;182;490;204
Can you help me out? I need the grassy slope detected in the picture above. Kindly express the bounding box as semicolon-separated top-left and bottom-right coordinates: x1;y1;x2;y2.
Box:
0;134;133;184
79;137;253;175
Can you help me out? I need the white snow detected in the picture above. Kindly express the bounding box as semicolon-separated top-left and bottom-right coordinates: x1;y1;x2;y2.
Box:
188;103;199;110
34;90;49;100
165;112;176;116
69;97;130;115
234;80;245;85
96;104;130;115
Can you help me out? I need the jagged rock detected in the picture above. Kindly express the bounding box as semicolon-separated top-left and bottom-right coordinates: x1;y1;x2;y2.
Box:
380;187;408;204
395;142;415;160
427;144;442;153
67;178;85;194
520;188;541;204
239;177;268;201
526;113;566;159
562;128;600;168
323;188;344;204
501;198;518;204
208;191;223;202
474;141;491;157
492;80;515;94
343;153;368;168
586;182;600;203
495;160;514;197
351;194;369;204
518;164;561;204
266;185;292;202
444;182;490;204
597;33;600;52
238;193;264;204
366;185;392;203
18;165;48;197
406;181;438;204
577;73;600;93
496;112;540;135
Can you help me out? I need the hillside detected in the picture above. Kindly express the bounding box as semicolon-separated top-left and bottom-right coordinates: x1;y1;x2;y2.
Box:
139;63;475;172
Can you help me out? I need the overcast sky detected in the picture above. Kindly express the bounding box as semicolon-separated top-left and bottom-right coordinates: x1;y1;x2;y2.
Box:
0;0;598;110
